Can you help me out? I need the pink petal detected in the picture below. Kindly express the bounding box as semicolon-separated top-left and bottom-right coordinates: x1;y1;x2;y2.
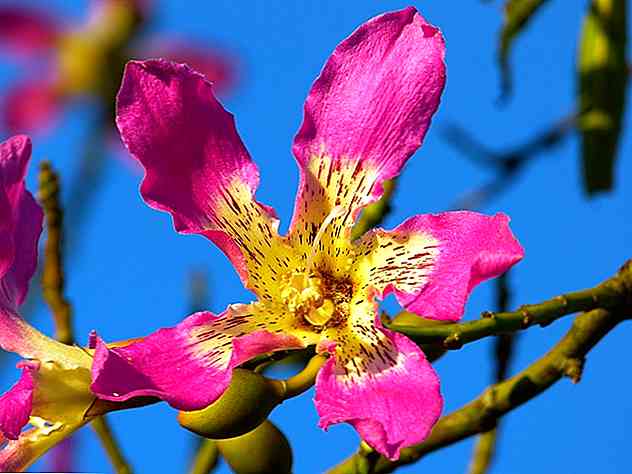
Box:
0;362;37;440
91;310;304;411
0;135;81;361
0;135;43;356
289;7;445;240
315;326;442;460
116;59;291;293
3;79;61;134
0;7;60;56
358;211;524;321
0;135;43;309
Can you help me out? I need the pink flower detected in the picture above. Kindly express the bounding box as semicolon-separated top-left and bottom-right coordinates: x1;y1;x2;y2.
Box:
0;135;97;471
91;7;524;460
0;1;237;133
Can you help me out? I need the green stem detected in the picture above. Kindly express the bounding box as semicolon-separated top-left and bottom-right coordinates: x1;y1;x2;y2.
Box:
467;274;514;474
38;162;74;345
467;428;498;474
38;162;133;474
387;263;631;348
188;439;219;474
283;355;328;399
91;417;133;474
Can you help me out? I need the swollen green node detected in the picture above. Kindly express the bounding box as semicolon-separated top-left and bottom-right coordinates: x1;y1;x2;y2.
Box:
177;369;285;439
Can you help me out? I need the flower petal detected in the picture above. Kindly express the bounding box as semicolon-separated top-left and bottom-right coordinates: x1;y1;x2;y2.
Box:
0;135;65;360
0;135;43;309
91;307;310;411
0;419;85;473
354;211;524;321
3;79;62;133
288;7;445;265
0;7;59;56
116;59;297;299
0;362;36;440
315;324;442;460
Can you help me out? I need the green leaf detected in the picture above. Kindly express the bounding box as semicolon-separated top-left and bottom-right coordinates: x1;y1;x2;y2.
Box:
498;0;551;100
578;0;628;195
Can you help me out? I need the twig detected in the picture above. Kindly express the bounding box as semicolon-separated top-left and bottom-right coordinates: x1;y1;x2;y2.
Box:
188;439;220;474
467;428;498;474
38;162;73;345
386;263;630;348
91;417;132;474
467;273;513;474
38;162;133;474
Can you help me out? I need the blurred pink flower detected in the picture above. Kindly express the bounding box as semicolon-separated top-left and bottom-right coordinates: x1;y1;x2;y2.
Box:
91;7;524;460
0;0;237;133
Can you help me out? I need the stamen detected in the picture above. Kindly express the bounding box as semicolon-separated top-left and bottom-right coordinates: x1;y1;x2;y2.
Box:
280;272;336;327
305;205;346;270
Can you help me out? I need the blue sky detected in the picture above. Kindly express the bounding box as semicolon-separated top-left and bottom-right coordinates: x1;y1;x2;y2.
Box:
1;1;630;473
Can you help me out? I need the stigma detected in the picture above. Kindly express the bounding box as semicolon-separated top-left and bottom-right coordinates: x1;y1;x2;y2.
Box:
281;272;335;327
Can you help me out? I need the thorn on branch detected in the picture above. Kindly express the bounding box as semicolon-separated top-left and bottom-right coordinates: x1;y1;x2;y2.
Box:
562;358;585;384
481;311;495;319
519;308;533;328
478;391;499;433
443;333;463;350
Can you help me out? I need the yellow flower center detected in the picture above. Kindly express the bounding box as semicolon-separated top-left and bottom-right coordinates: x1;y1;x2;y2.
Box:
281;272;336;327
280;270;355;330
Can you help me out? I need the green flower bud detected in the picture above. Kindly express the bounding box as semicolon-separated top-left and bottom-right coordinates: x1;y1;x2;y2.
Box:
391;312;449;362
217;420;292;474
178;369;285;439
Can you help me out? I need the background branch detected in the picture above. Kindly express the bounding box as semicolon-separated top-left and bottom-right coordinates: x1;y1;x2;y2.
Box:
38;162;133;474
467;273;514;474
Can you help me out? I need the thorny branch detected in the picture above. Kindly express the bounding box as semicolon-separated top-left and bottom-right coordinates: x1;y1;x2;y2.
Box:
329;260;632;473
386;263;630;349
38;162;133;474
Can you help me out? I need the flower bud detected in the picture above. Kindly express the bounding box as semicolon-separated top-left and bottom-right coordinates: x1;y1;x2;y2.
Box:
177;369;285;439
217;420;292;474
391;312;449;362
